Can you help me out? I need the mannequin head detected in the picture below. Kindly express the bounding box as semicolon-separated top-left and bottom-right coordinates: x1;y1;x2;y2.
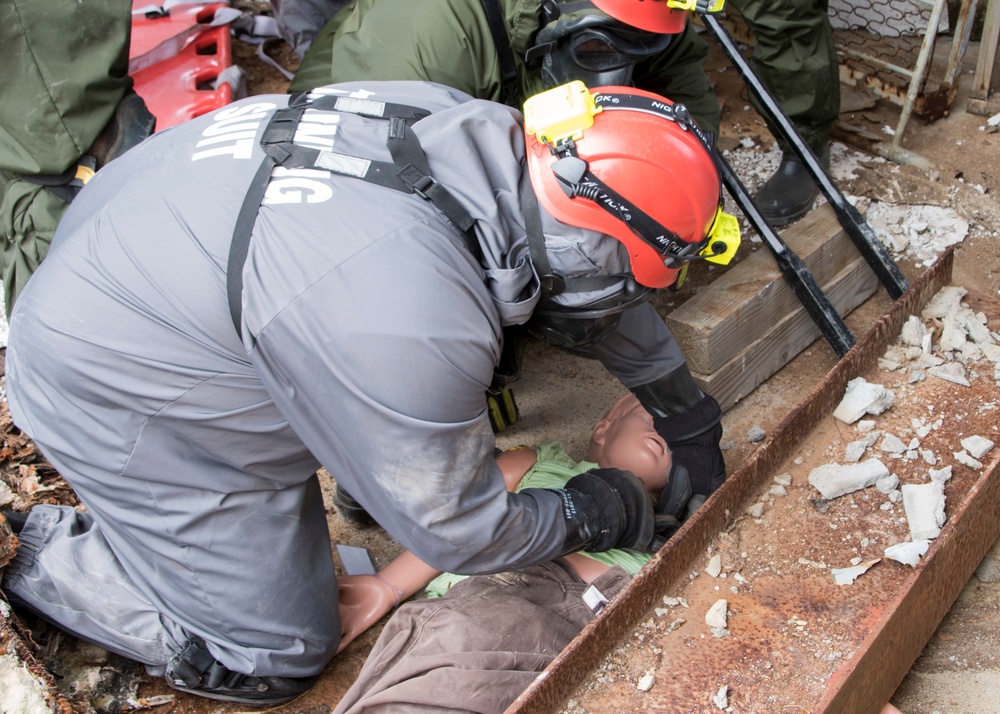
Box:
588;393;671;493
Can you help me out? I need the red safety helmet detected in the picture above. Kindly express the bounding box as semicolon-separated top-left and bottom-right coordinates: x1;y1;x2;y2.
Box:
525;82;725;289
590;0;688;34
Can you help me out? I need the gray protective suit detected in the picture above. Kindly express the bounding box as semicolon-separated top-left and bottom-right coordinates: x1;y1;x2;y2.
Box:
4;81;683;677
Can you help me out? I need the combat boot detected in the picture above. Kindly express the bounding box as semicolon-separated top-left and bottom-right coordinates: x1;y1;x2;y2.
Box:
89;91;157;169
753;143;831;227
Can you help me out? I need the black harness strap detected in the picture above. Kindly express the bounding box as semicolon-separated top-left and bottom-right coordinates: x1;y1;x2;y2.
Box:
227;97;481;339
479;0;519;105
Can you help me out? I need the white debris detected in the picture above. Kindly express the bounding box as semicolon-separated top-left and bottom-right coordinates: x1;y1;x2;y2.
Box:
876;473;899;494
808;458;890;499
705;599;728;629
747;425;767;443
929;362;971;386
899;315;929;347
922;286;968;320
960;436;995;460
954;451;984;469
769;484;788;497
845;440;868;462
929;465;953;484
880;433;908;454
989;112;1000;127
663;596;689;608
746;501;765;518
831;559;879;585
833;378;895;424
713;685;729;710
902;481;947;540
637;673;656;692
857;420;877;433
0;480;14;507
774;473;792;487
921;450;938;465
705;554;723;578
884;540;930;567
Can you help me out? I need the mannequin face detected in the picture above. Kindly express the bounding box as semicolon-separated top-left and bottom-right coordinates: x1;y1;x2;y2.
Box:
588;393;671;493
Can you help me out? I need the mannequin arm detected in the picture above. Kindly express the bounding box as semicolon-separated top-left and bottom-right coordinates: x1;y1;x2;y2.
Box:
336;447;541;653
336;551;442;653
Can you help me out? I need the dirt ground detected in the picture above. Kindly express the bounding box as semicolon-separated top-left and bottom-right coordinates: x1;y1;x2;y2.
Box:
3;8;1000;714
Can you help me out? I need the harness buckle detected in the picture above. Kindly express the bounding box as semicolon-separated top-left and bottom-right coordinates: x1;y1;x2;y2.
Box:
411;174;437;199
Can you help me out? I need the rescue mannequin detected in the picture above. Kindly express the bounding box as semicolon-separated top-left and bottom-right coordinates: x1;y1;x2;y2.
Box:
2;80;733;705
334;392;671;653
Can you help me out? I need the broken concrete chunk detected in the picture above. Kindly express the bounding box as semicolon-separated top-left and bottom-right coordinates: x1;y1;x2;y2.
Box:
954;451;984;469
831;559;879;585
876;473;899;494
713;685;729;710
746;502;765;518
921;285;967;320
899;315;928;347
774;473;792;487
929;362;971;386
845;440;868;463
769;484;787;497
939;314;968;352
857;420;877;433
705;599;728;629
833;378;895;424
902;481;946;540
637;674;655;692
921;450;938;465
960;309;994;345
929;465;953;484
960;435;995;460
880;433;907;454
747;425;766;443
884;540;930;567
808;458;890;499
705;554;723;578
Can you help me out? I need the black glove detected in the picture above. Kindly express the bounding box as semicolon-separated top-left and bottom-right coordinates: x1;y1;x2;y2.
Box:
631;367;727;500
558;468;668;554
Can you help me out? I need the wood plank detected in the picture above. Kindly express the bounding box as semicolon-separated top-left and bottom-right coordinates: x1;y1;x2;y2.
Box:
690;256;878;412
666;203;859;374
971;0;1000;100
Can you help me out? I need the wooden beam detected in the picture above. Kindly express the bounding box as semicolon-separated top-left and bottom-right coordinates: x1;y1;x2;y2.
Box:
691;256;878;412
971;0;1000;101
666;203;865;375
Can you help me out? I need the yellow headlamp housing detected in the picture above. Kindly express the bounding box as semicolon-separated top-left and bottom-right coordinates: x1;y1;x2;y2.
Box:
666;0;726;13
700;207;741;265
523;81;602;148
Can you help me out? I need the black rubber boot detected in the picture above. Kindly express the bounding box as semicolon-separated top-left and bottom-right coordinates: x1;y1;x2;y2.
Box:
163;640;316;706
89;91;157;169
753;143;831;227
332;484;375;527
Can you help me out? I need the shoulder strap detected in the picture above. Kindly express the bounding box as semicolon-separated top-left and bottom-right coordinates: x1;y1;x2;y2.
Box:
227;96;482;340
479;0;519;105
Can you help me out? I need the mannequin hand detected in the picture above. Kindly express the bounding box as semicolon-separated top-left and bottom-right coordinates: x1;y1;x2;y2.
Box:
336;574;399;654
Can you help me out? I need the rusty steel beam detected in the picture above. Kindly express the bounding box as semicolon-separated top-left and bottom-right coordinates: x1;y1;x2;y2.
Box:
818;446;1000;713
506;250;956;714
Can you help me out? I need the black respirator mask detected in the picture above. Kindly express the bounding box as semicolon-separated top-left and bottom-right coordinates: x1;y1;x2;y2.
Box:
525;3;675;89
527;274;655;349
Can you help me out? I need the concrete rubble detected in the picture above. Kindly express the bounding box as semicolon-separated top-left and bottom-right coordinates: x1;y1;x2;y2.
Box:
902;480;947;540
884;540;930;567
831;559;879;586
808;458;890;499
833;378;895;424
705;599;729;636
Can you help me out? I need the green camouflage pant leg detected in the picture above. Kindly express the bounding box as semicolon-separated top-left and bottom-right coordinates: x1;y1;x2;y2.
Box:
0;0;132;176
0;171;66;317
729;0;839;149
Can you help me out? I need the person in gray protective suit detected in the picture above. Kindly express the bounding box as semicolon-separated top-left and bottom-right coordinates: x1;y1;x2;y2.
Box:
1;79;735;705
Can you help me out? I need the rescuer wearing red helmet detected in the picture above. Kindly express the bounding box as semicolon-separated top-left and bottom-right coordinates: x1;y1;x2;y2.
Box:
291;0;721;136
3;80;737;704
